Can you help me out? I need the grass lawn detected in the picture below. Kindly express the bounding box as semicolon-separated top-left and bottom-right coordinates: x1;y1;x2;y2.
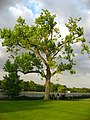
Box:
0;99;90;120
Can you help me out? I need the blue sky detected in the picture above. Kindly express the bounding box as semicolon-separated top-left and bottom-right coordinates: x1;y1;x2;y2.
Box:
0;0;90;88
21;0;42;14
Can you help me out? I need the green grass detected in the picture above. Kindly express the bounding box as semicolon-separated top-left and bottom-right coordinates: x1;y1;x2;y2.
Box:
0;99;90;120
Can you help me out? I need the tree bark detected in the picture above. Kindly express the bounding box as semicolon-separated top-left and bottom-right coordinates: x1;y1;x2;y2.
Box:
44;79;50;100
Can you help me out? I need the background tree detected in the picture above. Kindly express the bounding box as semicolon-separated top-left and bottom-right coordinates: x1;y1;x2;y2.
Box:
2;60;22;99
0;9;87;100
21;80;45;92
50;83;60;92
21;81;30;91
0;80;3;90
36;83;45;92
57;85;67;93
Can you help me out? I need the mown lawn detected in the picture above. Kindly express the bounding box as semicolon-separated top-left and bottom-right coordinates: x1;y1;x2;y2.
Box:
0;99;90;120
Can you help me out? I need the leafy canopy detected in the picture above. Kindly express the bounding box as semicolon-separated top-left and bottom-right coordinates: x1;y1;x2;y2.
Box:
0;9;87;78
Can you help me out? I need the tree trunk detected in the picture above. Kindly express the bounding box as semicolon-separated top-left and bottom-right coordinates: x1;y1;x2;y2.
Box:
44;79;50;100
44;65;51;100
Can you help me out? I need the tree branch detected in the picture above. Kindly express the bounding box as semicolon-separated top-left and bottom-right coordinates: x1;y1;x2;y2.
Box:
51;70;57;76
18;69;46;78
35;48;48;67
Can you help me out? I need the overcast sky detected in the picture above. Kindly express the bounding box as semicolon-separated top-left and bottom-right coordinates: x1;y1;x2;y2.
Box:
0;0;90;88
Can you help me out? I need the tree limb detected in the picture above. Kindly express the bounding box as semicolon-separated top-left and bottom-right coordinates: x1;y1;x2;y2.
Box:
51;70;57;76
18;69;46;78
35;48;48;67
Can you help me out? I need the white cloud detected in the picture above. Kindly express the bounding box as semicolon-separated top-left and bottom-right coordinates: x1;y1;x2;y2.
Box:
80;0;90;8
9;4;34;25
0;51;4;58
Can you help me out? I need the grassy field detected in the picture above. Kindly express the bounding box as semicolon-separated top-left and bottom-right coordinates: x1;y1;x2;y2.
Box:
0;99;90;120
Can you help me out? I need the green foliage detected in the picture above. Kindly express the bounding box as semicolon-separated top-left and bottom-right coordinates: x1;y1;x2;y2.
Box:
57;85;67;92
68;87;90;93
14;52;44;76
36;84;45;92
3;59;18;72
3;73;22;99
2;60;22;99
21;81;30;91
21;81;45;92
0;80;3;89
50;83;60;92
0;9;86;78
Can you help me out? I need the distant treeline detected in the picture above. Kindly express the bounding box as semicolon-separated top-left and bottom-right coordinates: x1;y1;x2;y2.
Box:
0;80;90;93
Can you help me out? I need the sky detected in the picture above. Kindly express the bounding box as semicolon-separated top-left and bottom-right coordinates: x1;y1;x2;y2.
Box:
0;0;90;88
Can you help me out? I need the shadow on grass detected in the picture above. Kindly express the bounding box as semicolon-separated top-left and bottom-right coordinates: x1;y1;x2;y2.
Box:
0;99;49;114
